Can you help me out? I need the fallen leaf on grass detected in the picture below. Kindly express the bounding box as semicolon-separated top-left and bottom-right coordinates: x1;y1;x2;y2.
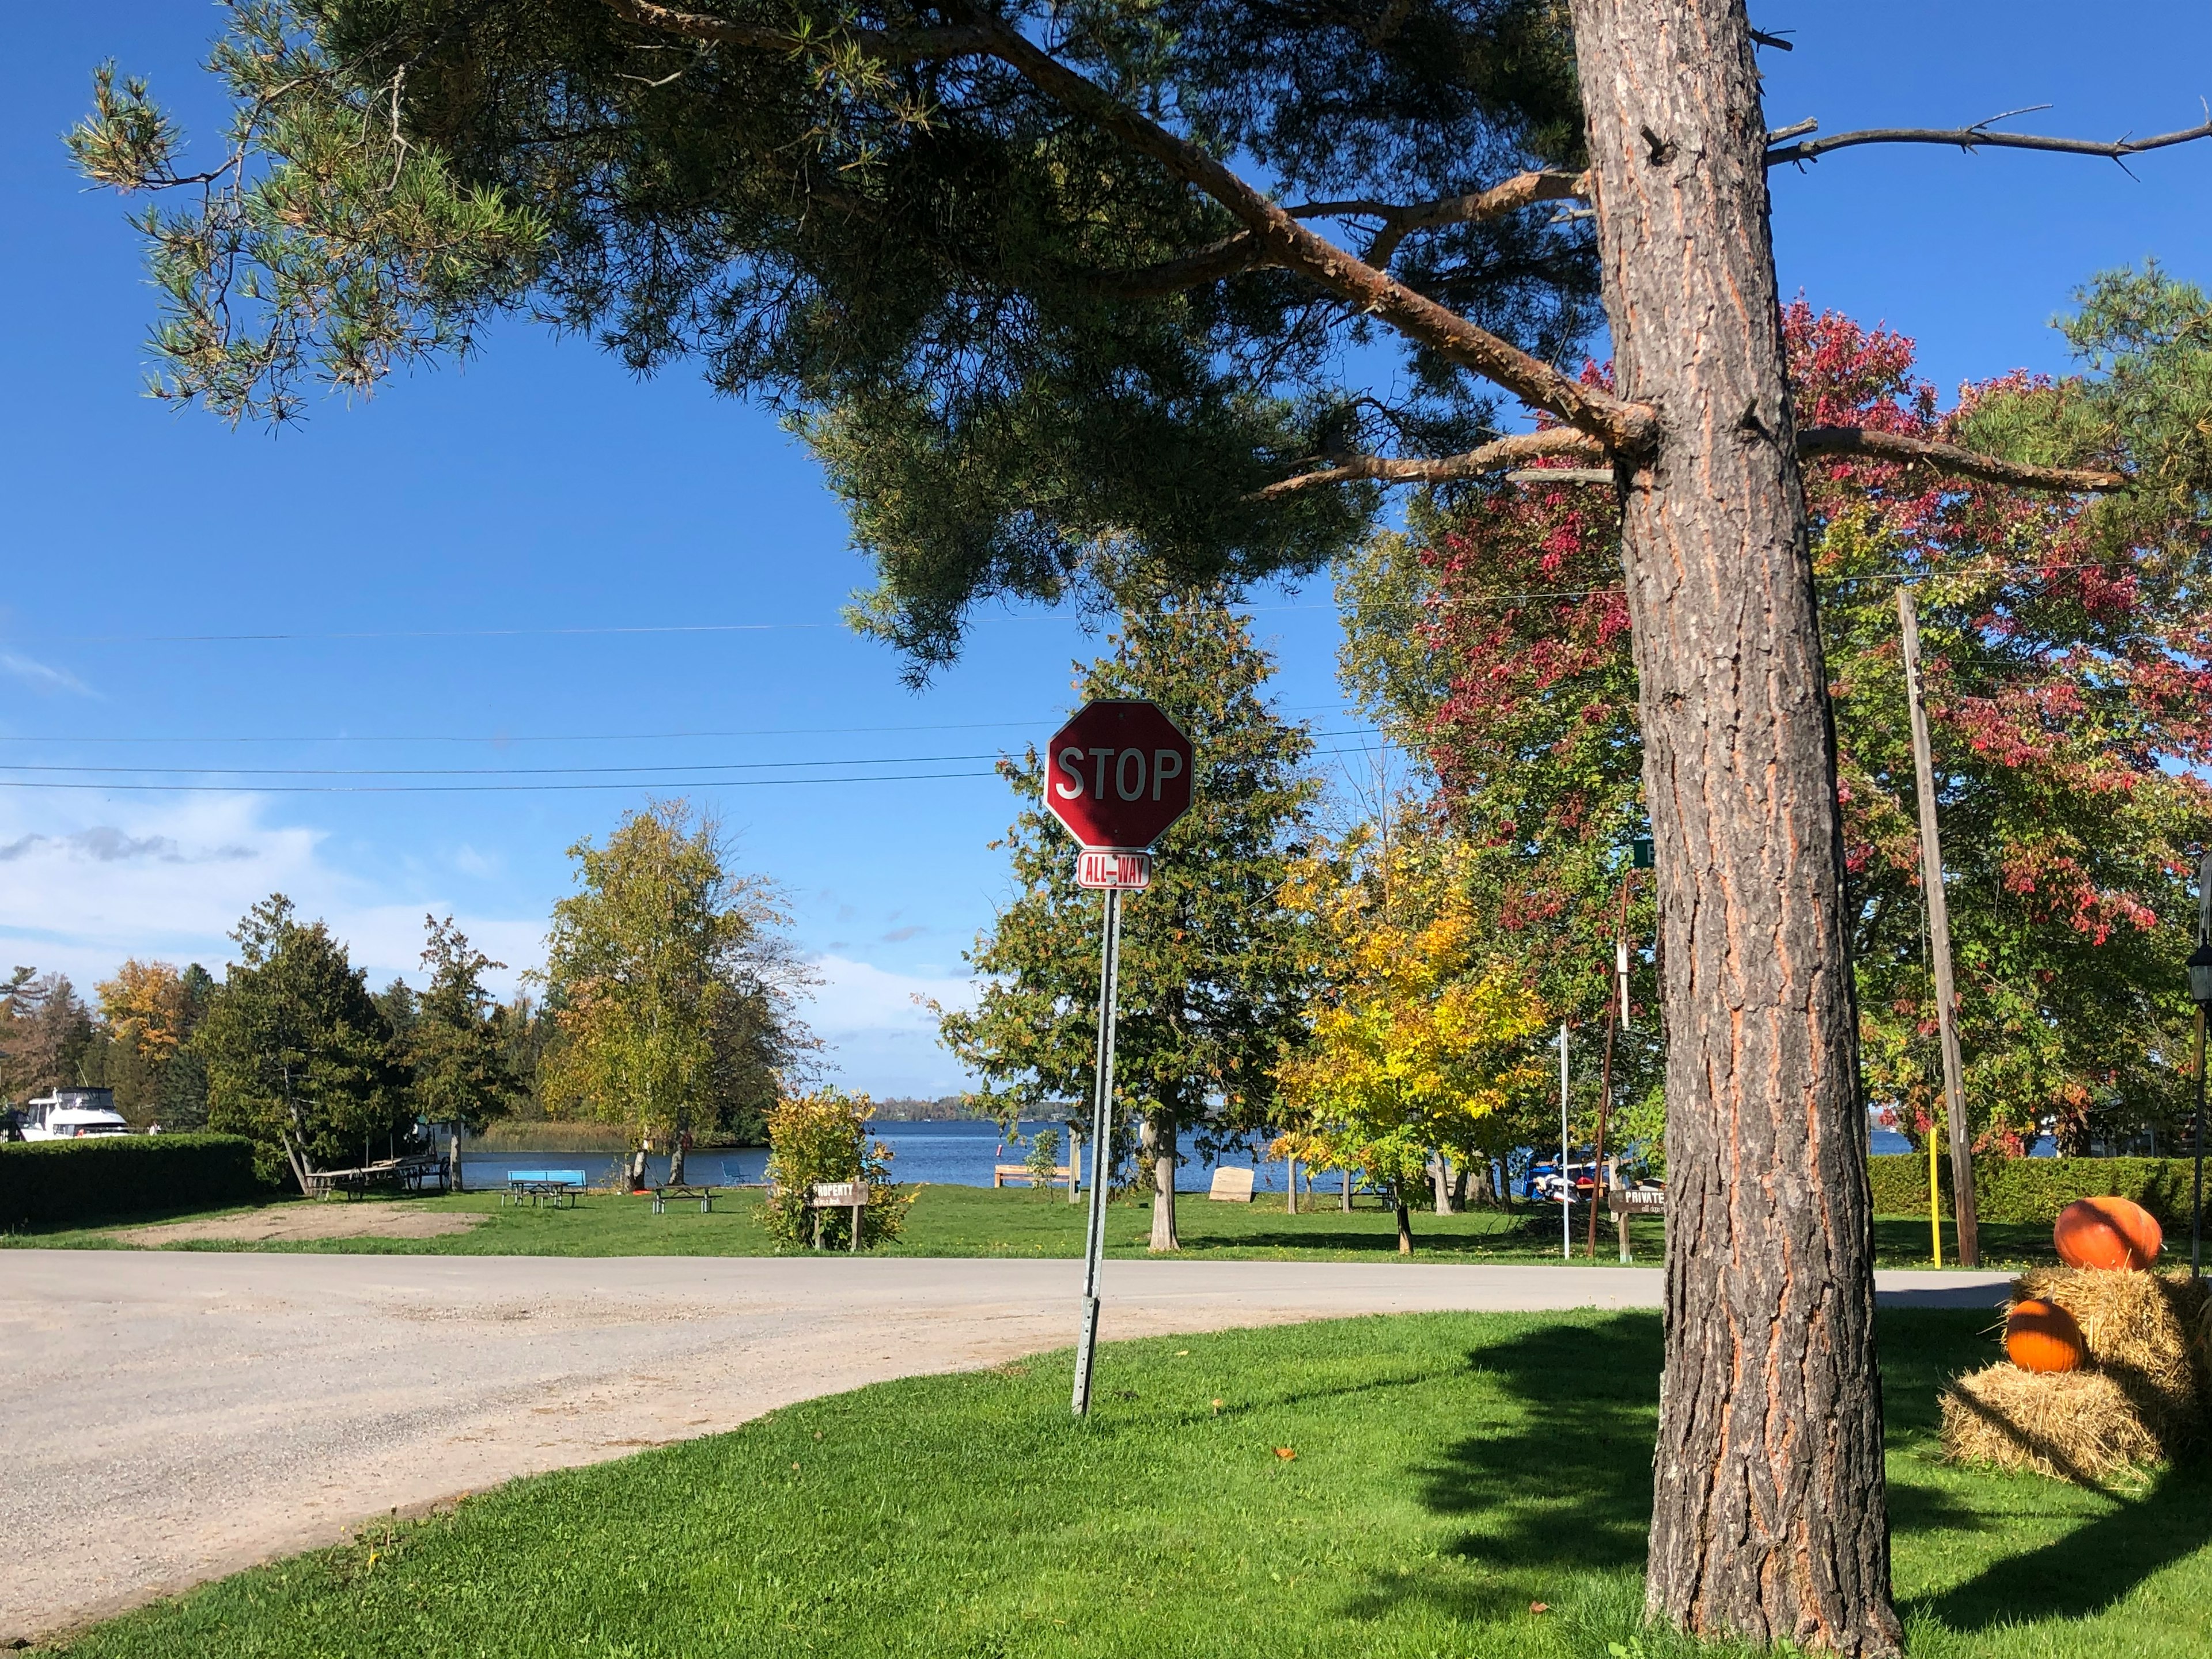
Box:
1529;1601;1550;1615
1273;1447;1296;1460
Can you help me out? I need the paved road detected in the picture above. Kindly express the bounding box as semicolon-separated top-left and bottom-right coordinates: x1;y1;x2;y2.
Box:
0;1252;2010;1642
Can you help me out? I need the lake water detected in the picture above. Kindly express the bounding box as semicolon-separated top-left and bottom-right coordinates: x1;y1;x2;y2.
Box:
462;1119;2047;1192
459;1118;1307;1192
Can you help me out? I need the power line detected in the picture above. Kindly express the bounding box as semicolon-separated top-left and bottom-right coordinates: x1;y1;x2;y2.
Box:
0;704;1366;749
14;600;1343;649
0;768;1003;796
0;741;1387;794
0;729;1381;781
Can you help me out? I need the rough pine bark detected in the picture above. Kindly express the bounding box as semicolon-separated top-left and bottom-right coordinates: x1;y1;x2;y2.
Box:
1566;2;1900;1653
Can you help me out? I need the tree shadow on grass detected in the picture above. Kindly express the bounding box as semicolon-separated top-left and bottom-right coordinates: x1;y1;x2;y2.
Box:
1914;1461;2212;1630
1336;1311;1664;1623
1878;1307;2212;1631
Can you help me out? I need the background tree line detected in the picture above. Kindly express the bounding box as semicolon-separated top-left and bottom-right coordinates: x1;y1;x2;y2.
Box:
2;801;813;1187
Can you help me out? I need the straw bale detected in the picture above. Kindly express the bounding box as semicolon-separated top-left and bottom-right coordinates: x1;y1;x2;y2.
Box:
1940;1364;2162;1482
2011;1266;2209;1447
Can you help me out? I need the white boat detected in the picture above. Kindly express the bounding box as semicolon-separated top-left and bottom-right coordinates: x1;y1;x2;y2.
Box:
17;1087;133;1140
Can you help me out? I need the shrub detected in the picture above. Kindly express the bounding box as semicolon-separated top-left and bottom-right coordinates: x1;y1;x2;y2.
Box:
1870;1153;2205;1231
0;1133;272;1229
1023;1128;1062;1196
758;1089;910;1248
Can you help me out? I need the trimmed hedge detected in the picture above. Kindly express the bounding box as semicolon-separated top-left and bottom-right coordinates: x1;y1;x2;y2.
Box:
0;1133;273;1229
1870;1152;2206;1231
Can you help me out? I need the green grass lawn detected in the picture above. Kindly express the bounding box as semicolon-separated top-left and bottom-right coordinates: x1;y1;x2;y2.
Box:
2;1183;2058;1268
33;1309;2207;1658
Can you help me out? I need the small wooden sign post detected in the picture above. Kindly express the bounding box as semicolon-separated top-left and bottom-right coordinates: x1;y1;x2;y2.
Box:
1608;1184;1666;1264
808;1181;870;1253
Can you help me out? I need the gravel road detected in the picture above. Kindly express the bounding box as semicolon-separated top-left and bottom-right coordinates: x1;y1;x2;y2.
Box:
0;1251;2009;1643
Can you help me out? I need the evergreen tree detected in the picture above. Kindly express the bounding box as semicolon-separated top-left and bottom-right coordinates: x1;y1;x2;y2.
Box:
0;971;94;1100
940;592;1316;1250
408;916;522;1132
195;896;411;1187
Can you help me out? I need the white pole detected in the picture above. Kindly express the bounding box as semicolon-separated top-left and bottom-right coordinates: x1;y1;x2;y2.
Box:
1559;1022;1571;1260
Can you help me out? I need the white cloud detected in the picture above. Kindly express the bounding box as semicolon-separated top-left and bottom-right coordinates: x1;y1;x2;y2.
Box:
805;953;976;1097
0;792;537;995
1;650;96;698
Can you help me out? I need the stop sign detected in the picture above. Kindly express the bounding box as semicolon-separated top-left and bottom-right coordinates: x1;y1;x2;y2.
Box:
1042;700;1195;851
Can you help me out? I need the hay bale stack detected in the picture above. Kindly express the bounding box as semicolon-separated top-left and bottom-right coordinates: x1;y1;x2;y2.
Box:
1938;1267;2211;1482
1940;1366;2164;1480
2014;1266;2210;1442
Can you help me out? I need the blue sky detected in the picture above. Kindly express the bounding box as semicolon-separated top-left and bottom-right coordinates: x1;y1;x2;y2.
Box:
6;3;2211;1094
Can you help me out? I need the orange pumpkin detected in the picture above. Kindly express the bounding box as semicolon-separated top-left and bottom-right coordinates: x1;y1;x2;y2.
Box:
2053;1196;2163;1271
2006;1298;2086;1373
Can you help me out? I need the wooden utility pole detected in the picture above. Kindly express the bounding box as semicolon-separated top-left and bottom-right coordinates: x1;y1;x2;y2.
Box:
1897;586;1979;1268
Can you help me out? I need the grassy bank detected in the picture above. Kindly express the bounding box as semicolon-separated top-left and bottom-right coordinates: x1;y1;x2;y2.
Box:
35;1308;2209;1658
6;1182;2058;1267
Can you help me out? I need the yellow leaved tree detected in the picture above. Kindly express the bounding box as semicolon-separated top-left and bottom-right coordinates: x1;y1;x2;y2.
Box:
1275;823;1550;1253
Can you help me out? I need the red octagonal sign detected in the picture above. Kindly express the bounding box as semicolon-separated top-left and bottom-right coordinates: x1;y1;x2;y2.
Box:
1043;700;1195;851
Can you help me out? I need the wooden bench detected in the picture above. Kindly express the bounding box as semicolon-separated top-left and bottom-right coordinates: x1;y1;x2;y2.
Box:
650;1184;717;1214
1207;1168;1256;1203
505;1169;588;1208
993;1163;1073;1190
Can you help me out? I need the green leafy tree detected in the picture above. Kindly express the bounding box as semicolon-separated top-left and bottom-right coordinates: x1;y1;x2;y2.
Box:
91;959;215;1123
939;591;1316;1251
408;915;522;1133
1350;285;2212;1159
196;895;412;1187
1275;820;1551;1252
540;802;814;1181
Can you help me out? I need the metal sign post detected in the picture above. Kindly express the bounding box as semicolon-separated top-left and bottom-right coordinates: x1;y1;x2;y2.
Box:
1558;1023;1571;1260
1043;698;1195;1418
2195;851;2212;1279
1071;885;1125;1415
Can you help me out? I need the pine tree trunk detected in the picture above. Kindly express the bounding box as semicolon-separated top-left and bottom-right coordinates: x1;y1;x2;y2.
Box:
1566;3;1899;1653
1146;1110;1179;1251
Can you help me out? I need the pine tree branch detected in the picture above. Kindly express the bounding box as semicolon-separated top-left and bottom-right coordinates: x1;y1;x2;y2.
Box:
1291;170;1589;267
595;2;1655;448
1247;429;1604;499
1259;427;2133;499
597;0;994;59
951;12;1656;452
1080;235;1267;298
1082;171;1589;297
1766;105;2212;168
1797;427;2130;493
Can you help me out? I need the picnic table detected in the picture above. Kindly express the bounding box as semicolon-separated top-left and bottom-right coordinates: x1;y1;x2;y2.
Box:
306;1154;449;1200
993;1163;1073;1190
650;1184;717;1214
505;1169;587;1208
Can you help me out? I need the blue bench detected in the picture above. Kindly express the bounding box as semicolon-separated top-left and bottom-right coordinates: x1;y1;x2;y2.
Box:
505;1169;587;1208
